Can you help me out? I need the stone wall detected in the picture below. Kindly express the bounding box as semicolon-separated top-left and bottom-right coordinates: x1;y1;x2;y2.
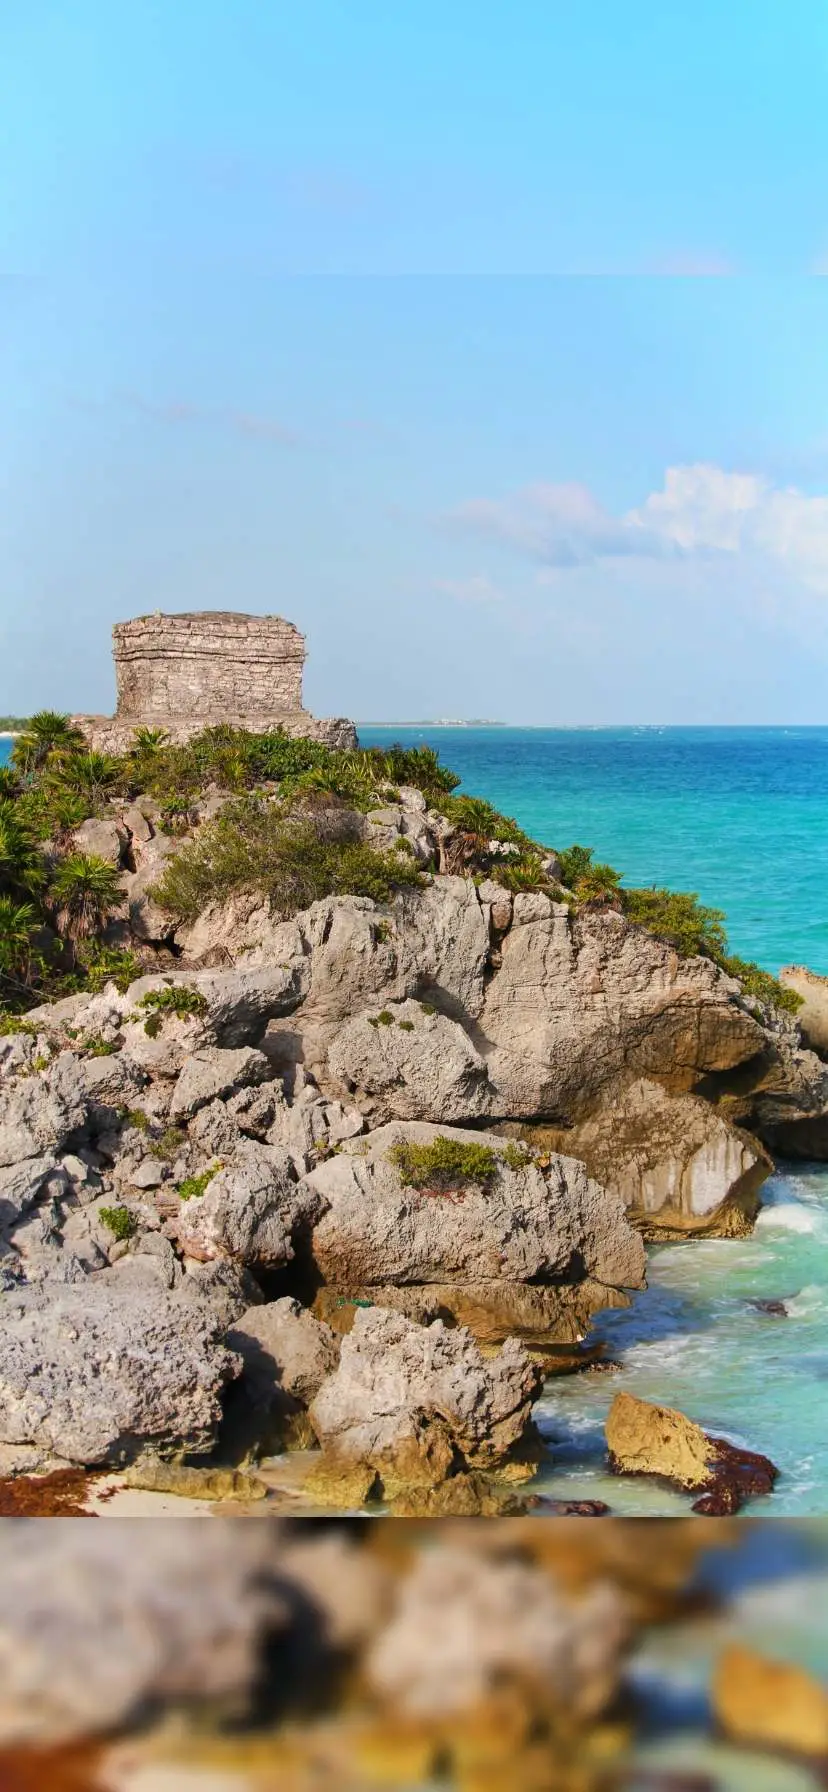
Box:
74;611;357;752
114;612;306;724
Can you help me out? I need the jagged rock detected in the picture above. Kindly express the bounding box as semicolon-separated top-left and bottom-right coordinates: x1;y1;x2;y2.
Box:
178;1256;264;1329
314;1278;630;1350
303;1121;645;1302
119;833;180;941
0;1525;287;1743
365;1542;628;1722
128;1157;167;1189
480;899;767;1120
0;1270;240;1465
171;1141;321;1268
71;815;125;864
169;1046;272;1121
605;1391;778;1515
0;1065;86;1168
712;1643;828;1760
308;1306;542;1494
537;1079;771;1237
120;800;154;843
327;998;492;1123
0;1156;63;1234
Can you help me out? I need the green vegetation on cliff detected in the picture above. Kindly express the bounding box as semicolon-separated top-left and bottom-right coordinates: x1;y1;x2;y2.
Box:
0;713;802;1022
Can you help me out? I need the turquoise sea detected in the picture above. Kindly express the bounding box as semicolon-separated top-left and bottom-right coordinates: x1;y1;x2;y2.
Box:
360;728;828;1517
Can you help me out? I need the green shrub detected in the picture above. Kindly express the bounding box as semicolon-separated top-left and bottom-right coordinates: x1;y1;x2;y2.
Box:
0;1012;36;1036
369;1009;395;1027
721;955;803;1016
398;1018;415;1031
388;1135;523;1192
149;1125;187;1159
621;886;728;960
77;941;141;994
558;844;599;889
99;1205;136;1241
121;1107;151;1133
138;985;208;1036
178;1164;221;1201
83;1035;119;1057
151;798;422;922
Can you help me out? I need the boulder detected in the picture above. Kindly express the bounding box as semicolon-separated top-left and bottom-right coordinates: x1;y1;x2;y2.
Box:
169;1046;272;1121
227;1297;340;1407
0;1526;287;1743
120;800;154;843
326;998;492;1123
0;1156;63;1235
712;1643;828;1760
605;1391;778;1515
71;816;125;865
303;1121;645;1300
0;1270;240;1465
538;1079;771;1237
172;1141;322;1268
308;1306;542;1495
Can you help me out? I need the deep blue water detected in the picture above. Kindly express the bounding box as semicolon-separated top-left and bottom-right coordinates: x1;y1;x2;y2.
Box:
359;726;828;974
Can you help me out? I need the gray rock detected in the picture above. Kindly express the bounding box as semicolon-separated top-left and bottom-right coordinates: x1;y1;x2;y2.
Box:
0;1270;240;1465
128;1156;167;1189
179;1256;264;1330
0;1526;288;1743
227;1297;340;1408
170;1046;272;1121
303;1120;645;1295
0;1155;62;1232
72;815;125;864
172;1141;322;1268
119;832;180;941
120;801;154;843
327;997;491;1124
309;1306;541;1484
0;1064;87;1167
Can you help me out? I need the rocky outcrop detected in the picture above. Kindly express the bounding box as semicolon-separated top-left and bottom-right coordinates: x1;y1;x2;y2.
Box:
170;1142;322;1268
308;1306;542;1499
605;1391;778;1515
327;997;491;1124
225;1296;340;1451
534;1078;772;1237
302;1120;645;1342
712;1643;828;1761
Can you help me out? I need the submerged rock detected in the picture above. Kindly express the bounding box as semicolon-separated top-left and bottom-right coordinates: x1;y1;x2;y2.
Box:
605;1391;778;1515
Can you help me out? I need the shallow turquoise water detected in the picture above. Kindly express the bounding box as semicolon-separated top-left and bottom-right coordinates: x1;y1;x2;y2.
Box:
360;728;828;1516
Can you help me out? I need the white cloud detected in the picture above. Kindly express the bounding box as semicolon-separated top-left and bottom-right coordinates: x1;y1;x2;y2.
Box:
450;463;828;595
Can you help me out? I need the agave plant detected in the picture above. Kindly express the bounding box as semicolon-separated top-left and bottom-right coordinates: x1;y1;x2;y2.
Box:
12;710;84;775
49;852;124;942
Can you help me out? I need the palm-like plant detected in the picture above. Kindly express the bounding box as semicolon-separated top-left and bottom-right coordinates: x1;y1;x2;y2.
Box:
0;766;19;798
574;863;623;907
12;711;84;775
53;750;122;807
0;798;42;896
0;895;38;979
131;727;169;754
49;852;124;942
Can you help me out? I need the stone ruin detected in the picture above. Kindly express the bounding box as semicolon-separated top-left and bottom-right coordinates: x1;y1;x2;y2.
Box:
74;611;357;751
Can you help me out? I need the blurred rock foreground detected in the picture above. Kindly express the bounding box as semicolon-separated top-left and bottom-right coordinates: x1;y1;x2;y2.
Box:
0;1519;825;1791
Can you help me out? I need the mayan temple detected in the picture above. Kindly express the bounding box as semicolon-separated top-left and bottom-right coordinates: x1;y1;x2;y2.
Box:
75;611;357;750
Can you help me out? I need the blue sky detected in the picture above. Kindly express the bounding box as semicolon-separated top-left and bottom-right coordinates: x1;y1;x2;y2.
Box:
4;2;828;721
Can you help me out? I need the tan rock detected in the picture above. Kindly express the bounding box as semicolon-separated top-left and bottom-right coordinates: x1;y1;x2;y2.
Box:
713;1643;828;1759
606;1391;712;1488
780;964;828;1056
534;1079;771;1237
